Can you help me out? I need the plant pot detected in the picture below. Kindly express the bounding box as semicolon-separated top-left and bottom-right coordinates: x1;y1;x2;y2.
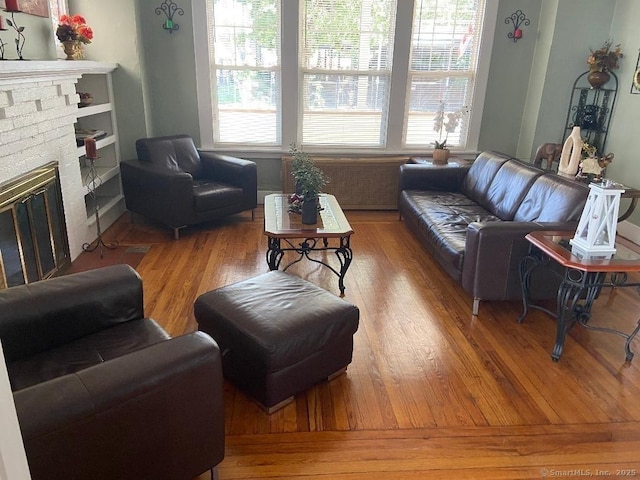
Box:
587;70;610;89
62;41;84;60
432;148;450;165
301;197;318;225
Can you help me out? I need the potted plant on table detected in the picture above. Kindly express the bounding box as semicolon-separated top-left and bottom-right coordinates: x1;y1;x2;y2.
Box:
288;143;328;224
433;102;469;164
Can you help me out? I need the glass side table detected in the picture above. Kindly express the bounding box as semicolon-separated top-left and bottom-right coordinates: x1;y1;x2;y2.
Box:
519;230;640;362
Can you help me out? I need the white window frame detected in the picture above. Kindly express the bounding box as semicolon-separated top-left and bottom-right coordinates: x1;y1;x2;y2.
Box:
49;0;68;58
193;0;497;154
203;0;282;146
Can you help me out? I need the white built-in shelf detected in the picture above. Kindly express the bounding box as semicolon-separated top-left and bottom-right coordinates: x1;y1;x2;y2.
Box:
74;68;123;230
77;103;112;118
76;135;117;158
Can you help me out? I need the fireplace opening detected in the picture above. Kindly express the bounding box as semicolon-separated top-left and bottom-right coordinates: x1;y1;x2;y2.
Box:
0;163;70;289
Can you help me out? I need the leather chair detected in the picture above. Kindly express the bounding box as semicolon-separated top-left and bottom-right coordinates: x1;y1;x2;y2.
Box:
0;265;224;480
121;134;257;239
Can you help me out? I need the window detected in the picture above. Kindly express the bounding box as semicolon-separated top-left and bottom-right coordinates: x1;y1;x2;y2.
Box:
206;0;281;145
49;0;66;25
404;0;485;148
49;0;67;53
300;0;397;147
195;0;491;152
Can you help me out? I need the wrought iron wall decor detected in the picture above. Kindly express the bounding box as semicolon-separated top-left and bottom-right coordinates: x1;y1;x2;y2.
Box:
156;0;183;34
0;15;7;60
2;5;26;60
505;10;529;42
631;49;640;94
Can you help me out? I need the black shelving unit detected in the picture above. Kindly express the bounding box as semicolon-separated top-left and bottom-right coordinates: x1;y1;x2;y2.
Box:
563;71;618;154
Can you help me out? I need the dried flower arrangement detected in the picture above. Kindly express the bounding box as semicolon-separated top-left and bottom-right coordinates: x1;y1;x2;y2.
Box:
587;40;622;72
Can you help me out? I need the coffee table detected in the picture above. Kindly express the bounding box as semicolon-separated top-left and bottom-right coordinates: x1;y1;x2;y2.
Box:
519;230;640;361
263;194;354;295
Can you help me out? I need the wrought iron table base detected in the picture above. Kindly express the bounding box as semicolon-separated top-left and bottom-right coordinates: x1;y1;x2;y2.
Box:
266;236;352;295
519;249;640;362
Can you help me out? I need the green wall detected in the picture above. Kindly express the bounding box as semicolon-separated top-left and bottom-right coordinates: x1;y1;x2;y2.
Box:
478;0;541;155
137;0;200;143
605;0;640;227
0;12;55;60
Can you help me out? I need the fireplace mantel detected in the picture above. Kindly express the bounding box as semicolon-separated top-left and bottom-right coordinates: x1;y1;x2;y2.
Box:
0;60;117;82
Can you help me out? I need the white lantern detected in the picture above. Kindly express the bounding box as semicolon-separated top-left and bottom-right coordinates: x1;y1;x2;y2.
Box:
570;180;625;255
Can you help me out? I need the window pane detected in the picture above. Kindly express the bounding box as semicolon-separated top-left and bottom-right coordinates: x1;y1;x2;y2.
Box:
215;69;279;144
405;75;470;146
301;0;397;147
302;73;388;145
405;0;485;148
208;0;280;145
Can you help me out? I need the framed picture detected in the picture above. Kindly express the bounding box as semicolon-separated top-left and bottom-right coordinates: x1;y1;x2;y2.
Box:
0;0;50;18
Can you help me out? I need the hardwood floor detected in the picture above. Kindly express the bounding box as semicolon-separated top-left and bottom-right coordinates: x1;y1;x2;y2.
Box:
102;210;640;478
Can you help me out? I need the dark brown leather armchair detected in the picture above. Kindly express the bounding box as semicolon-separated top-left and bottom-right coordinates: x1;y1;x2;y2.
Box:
121;134;257;239
0;265;224;480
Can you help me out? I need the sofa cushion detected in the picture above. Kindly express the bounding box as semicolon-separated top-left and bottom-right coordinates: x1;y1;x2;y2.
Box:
514;174;589;222
193;180;244;212
461;151;510;206
136;135;203;178
8;319;170;391
400;190;501;278
0;265;144;363
482;160;543;220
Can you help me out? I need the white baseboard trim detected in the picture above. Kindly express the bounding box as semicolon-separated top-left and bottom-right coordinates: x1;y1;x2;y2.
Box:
617;220;640;245
258;190;282;204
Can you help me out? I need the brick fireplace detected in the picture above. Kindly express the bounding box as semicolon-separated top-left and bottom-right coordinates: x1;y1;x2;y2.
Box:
0;61;114;261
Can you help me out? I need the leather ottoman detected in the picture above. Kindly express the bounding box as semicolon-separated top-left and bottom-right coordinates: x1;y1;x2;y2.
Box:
194;271;360;413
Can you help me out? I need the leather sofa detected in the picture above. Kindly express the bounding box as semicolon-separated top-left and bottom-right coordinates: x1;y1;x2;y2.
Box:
121;134;257;239
399;151;589;315
0;265;224;480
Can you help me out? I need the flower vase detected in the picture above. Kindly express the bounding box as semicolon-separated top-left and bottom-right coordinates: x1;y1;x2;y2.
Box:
62;41;84;60
587;70;610;89
301;197;318;225
558;126;582;177
432;148;450;165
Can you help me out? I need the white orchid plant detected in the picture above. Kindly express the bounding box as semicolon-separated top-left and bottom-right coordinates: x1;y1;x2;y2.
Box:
433;102;469;150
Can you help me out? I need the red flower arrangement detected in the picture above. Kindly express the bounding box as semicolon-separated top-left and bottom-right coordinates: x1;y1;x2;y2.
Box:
56;14;93;44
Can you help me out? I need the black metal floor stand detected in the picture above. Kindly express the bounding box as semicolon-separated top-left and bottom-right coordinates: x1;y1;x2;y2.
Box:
82;157;118;258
